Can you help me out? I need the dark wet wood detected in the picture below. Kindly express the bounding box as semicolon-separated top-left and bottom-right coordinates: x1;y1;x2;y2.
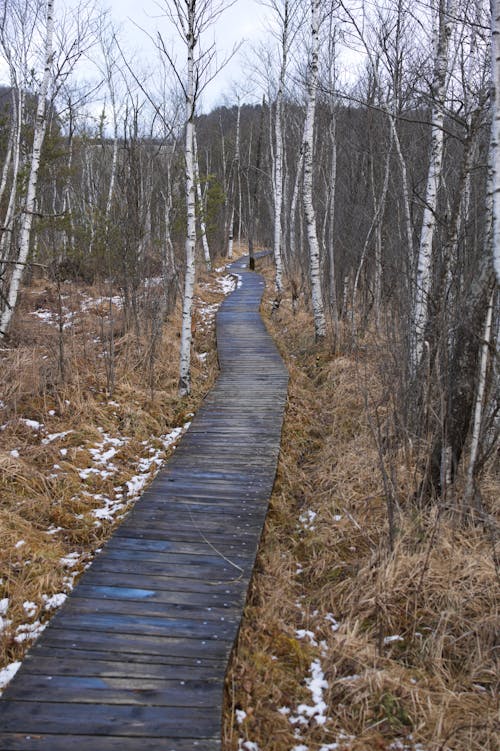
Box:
0;254;288;750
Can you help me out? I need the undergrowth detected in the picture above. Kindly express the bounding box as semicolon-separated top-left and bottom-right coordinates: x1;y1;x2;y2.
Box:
223;260;499;751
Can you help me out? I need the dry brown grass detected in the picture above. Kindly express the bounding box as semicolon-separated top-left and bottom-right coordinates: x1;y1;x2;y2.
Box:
0;255;236;675
223;263;499;751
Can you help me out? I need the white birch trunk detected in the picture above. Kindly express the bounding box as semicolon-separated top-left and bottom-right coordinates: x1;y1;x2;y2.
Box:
227;99;241;259
491;0;500;285
178;3;197;396
0;0;54;338
413;0;456;368
272;5;287;298
0;88;24;264
302;0;325;340
193;125;211;271
463;287;495;506
106;131;119;219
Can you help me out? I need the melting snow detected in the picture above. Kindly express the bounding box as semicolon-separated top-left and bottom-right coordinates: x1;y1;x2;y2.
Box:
42;430;73;445
60;552;81;568
0;599;9;616
43;593;67;611
20;419;43;431
289;659;328;728
299;509;317;531
14;620;47;643
384;635;404;645
235;709;247;724
0;662;21;694
296;629;318;646
325;613;340;632
23;601;37;617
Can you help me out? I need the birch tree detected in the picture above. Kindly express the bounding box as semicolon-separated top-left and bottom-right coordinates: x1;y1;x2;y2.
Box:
158;0;235;395
193;123;211;270
413;0;457;369
303;0;326;340
0;0;55;338
264;0;300;303
491;0;500;284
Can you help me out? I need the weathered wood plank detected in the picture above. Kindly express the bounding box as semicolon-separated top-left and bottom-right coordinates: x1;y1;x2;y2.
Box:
0;735;219;751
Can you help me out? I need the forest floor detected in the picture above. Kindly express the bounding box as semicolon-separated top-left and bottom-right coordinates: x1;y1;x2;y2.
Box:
223;258;499;751
0;257;236;687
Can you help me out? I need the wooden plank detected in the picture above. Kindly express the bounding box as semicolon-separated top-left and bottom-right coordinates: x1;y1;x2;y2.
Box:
3;674;222;708
0;703;219;737
0;734;219;751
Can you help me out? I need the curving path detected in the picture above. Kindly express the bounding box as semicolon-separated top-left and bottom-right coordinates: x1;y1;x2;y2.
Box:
0;256;288;750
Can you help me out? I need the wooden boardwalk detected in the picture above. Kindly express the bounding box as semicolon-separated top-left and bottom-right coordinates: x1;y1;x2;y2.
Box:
0;256;288;750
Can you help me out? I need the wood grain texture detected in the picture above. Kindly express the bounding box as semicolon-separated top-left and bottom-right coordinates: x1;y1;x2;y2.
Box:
0;253;288;750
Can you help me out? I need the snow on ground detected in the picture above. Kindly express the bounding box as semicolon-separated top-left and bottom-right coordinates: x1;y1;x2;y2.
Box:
0;662;21;696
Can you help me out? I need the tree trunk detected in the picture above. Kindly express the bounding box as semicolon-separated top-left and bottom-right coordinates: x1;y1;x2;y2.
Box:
0;0;54;338
413;0;456;369
178;2;197;396
491;0;500;284
193;124;211;270
303;0;326;341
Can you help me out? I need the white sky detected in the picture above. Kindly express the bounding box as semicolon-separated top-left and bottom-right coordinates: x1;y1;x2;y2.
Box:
105;0;272;110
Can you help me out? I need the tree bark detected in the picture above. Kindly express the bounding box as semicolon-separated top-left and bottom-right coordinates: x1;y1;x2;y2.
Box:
178;1;197;396
303;0;326;341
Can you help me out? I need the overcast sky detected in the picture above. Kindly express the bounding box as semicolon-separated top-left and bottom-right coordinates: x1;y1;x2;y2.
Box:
105;0;272;110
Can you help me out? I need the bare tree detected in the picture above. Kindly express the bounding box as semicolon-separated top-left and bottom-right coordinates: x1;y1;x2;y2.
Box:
157;0;236;395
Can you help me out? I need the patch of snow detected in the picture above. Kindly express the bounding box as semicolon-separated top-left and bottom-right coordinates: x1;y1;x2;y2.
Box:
0;661;22;694
217;274;237;295
20;419;43;430
296;629;318;646
290;659;328;728
292;745;309;751
9;449;20;458
15;540;25;549
46;526;63;535
238;741;260;751
278;706;290;715
325;613;340;632
60;552;81;568
0;598;9;616
23;601;37;617
235;709;247;724
384;635;404;645
14;620;46;643
299;509;317;531
42;430;73;445
43;593;67;611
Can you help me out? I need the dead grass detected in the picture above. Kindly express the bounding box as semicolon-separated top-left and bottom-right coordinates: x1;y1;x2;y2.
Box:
0;255;236;673
223;263;499;751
